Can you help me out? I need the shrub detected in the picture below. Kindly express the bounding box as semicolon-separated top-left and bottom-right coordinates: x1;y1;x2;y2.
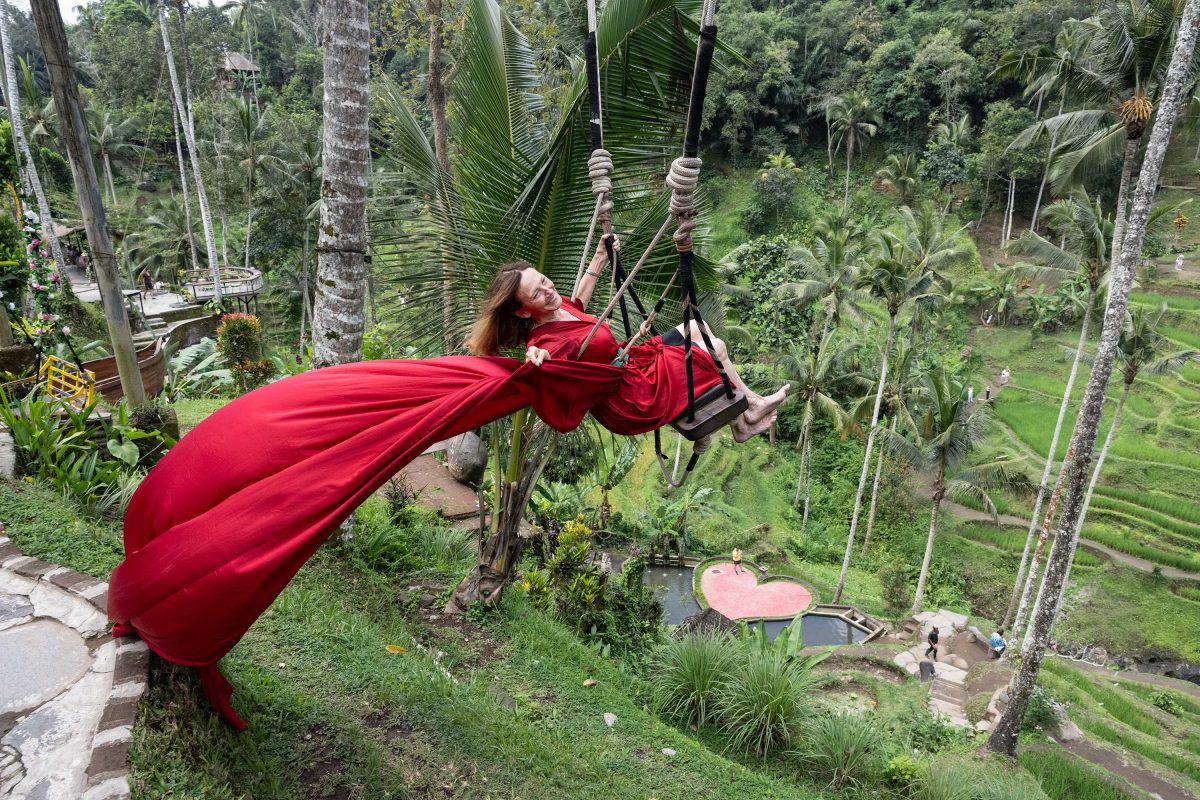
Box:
649;632;739;729
886;754;921;792
878;559;912;617
1021;685;1058;733
216;313;275;392
520;568;552;612
718;650;813;756
908;709;966;754
795;711;884;790
1150;690;1183;716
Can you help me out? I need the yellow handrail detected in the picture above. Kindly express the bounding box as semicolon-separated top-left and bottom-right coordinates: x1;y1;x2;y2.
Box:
37;356;95;409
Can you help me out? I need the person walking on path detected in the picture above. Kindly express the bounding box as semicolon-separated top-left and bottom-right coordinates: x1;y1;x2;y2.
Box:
732;546;743;574
925;626;940;661
985;384;992;401
999;367;1010;386
990;629;1007;659
967;385;974;404
1176;253;1185;271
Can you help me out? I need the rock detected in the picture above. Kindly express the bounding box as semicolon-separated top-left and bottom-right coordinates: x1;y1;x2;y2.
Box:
419;593;436;607
603;712;617;727
661;748;676;756
939;610;970;631
894;651;916;668
0;619;91;719
446;432;488;485
582;678;598;688
947;655;969;670
1058;719;1084;743
488;684;516;711
974;720;992;732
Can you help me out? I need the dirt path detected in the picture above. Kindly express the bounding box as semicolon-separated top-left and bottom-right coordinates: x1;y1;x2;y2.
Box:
1052;738;1196;800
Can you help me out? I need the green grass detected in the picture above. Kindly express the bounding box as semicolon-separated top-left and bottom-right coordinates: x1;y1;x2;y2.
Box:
953;523;1102;567
172;396;232;432
1161;325;1200;350
1093;486;1200;525
1041;660;1160;737
1018;747;1142;800
1082;526;1200;572
1087;495;1200;543
1117;680;1200;718
0;478;125;578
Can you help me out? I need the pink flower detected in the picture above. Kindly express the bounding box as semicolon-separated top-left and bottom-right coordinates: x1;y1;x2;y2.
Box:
25;243;34;253
50;273;60;283
39;250;47;258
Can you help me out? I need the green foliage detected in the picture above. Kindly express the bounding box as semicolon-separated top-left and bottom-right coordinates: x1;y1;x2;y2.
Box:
164;338;234;401
886;754;921;792
649;632;740;728
216;313;275;392
794;711;884;790
919;140;969;189
542;427;601;485
743;167;799;233
1041;660;1158;736
719;650;813;757
1021;685;1059;733
878;559;913;617
1150;690;1183;716
1018;748;1141;800
721;237;812;351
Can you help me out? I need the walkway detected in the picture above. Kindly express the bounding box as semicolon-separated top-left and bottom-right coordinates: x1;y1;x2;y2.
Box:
891;609;991;729
0;526;146;800
698;562;812;620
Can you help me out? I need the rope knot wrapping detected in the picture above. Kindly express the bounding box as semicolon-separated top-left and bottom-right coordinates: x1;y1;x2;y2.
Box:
588;149;615;218
667;156;701;252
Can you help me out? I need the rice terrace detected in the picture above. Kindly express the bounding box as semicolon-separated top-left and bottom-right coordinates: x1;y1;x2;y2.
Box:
1;0;1200;797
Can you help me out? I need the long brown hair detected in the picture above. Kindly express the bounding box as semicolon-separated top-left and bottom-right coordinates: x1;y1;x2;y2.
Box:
466;261;536;355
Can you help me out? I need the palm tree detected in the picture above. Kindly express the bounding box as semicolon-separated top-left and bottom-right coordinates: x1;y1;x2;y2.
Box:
590;432;639;533
933;112;972;147
221;0;274;111
86;107;144;207
857;337;923;554
779;331;854;529
311;0;370;368
967;265;1029;324
875;153;918;204
832;241;942;604
224;97;276;273
1004;1;1198;266
891;366;1026;613
0;1;68;276
158;0;222;301
126;196;204;283
1002;190;1110;630
273;130;321;357
762;151;800;172
372;0;709;610
829;91;880;210
1024;304;1199;634
773;227;866;339
988;1;1198;755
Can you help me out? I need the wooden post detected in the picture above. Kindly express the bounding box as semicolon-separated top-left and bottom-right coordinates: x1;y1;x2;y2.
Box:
28;0;144;404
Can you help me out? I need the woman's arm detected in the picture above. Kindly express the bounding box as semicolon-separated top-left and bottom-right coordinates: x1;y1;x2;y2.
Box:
571;234;618;311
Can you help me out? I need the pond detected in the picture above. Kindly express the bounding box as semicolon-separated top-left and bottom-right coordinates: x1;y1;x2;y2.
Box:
751;615;872;646
643;566;700;624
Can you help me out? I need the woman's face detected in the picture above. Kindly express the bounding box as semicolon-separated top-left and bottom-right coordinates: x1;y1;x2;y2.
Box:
514;268;562;318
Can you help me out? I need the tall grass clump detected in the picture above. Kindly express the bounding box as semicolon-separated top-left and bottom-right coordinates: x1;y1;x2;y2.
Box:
1041;661;1158;735
1082;527;1200;571
794;711;883;790
719;650;813;757
1088;497;1200;542
649;632;739;728
1093;486;1200;525
1018;749;1140;800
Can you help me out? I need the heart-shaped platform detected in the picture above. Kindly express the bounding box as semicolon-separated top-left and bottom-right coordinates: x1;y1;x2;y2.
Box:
699;563;813;620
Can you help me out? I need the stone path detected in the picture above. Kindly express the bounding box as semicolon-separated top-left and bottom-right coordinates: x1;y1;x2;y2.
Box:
892;609;1000;730
398;454;481;520
0;526;146;800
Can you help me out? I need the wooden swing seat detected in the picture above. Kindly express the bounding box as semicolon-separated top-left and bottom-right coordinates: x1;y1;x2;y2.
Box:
670;383;748;441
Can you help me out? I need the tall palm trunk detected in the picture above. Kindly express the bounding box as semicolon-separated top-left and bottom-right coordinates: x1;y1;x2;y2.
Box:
843;134;853;210
1010;287;1096;633
912;475;946;613
298;201;310;356
1003;287;1095;628
801;433;814;530
988;2;1196;755
793;407;811;507
158;1;222;301
426;0;456;353
1;2;68;280
170;96;198;273
1031;95;1066;233
861;415;897;554
1026;380;1131;644
244;172;253;271
1110;135;1141;271
103;153;117;207
833;313;896;602
311;0;369;368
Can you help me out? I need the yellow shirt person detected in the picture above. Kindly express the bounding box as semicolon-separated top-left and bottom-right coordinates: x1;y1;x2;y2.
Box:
732;547;743;574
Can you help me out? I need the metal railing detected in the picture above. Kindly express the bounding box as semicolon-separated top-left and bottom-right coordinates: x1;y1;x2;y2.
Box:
185;267;263;300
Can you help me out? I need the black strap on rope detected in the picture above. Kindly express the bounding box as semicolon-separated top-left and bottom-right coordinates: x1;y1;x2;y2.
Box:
684;26;718;160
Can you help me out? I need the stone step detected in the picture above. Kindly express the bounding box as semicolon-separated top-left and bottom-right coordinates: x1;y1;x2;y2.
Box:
931;682;967;703
931;687;966;706
933;666;967;685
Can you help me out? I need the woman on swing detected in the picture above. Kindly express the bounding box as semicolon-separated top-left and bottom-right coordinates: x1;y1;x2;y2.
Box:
468;235;789;441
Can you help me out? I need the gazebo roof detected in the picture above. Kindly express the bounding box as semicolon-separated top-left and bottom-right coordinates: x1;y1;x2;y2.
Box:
223;52;260;73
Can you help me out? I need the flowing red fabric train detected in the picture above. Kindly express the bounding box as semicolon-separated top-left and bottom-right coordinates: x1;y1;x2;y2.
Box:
107;350;719;728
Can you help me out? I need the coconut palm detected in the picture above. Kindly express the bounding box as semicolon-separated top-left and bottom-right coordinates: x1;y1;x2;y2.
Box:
126;196;205;284
273;130;321;356
779;331;855;529
831;238;945;604
773;228;866;339
158;0;222;301
590;431;639;533
988;1;1198;755
933;112;972;147
0;3;68;276
855;337;924;555
875;153;917;204
1026;303;1200;631
224;97;277;272
829;91;880;209
86;107;145;207
762;151;800;172
966;265;1029;324
371;0;719;609
888;366;1027;613
1003;0;1199;265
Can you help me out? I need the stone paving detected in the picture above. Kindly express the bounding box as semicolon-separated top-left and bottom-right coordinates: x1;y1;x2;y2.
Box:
0;526;146;800
893;609;986;729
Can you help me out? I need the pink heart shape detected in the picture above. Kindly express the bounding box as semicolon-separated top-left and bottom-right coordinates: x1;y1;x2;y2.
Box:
700;563;813;620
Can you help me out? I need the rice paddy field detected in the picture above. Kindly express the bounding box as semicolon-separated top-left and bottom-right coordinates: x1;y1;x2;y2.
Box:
972;278;1200;578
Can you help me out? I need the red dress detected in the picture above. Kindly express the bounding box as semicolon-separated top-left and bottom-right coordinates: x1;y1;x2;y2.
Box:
526;296;722;434
106;299;721;729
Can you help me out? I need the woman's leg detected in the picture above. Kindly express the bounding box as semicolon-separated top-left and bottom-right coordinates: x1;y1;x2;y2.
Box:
671;321;789;440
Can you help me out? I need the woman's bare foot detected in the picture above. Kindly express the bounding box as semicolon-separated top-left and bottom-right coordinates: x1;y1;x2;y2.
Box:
732;412;778;443
744;384;790;425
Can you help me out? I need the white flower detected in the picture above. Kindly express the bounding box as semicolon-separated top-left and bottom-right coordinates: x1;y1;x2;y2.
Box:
61;325;71;335
5;302;13;311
